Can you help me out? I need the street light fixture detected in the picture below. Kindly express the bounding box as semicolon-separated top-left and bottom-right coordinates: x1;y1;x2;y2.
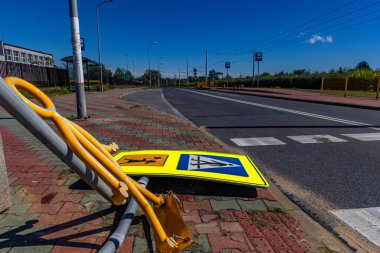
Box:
96;0;113;92
157;56;163;86
148;41;158;86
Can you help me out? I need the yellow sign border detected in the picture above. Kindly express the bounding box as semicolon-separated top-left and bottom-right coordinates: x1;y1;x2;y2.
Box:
114;150;269;188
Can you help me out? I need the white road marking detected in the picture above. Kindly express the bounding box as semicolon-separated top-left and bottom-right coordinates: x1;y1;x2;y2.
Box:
342;132;380;141
182;89;380;131
331;207;380;248
231;137;286;146
287;135;347;144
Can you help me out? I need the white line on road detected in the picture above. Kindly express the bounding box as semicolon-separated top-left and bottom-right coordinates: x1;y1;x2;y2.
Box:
287;135;347;144
331;207;380;248
342;132;380;141
231;137;286;146
182;89;380;131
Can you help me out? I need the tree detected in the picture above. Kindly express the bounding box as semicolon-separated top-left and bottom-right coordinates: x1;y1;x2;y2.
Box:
209;69;223;80
356;61;371;70
114;68;124;79
293;69;307;75
142;69;161;85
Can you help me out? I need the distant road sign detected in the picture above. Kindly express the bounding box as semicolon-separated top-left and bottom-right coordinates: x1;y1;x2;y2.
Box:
225;62;231;69
80;38;85;51
255;52;262;61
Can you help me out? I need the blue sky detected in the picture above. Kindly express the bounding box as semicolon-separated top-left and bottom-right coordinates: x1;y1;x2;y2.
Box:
1;0;380;77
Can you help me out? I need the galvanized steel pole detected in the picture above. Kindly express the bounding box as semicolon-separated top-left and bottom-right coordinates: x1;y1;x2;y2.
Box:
69;0;87;119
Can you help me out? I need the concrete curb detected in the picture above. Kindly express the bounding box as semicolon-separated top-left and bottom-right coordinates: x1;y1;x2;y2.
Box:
215;88;380;111
0;132;11;213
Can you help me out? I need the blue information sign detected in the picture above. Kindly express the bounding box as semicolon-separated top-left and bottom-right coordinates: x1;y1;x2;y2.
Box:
255;52;262;61
80;38;85;51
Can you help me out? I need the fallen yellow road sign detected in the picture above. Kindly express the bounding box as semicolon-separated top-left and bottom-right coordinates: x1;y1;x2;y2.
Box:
114;150;269;187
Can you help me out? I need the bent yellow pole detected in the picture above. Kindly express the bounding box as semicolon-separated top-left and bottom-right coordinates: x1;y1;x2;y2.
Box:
4;77;191;252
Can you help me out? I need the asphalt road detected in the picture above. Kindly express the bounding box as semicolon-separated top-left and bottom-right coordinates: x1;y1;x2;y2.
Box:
162;88;380;216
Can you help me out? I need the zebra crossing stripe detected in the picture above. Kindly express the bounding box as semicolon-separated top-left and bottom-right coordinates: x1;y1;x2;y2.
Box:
342;132;380;141
231;137;286;147
331;207;380;248
287;135;347;144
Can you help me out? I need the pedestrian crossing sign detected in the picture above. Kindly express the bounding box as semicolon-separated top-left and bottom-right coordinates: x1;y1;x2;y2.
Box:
177;154;248;177
114;150;269;187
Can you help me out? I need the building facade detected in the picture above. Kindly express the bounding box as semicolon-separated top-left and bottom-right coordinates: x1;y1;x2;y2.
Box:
0;41;54;67
0;41;67;87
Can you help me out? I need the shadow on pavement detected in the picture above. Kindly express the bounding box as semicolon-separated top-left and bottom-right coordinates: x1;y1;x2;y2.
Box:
0;208;114;251
147;177;258;198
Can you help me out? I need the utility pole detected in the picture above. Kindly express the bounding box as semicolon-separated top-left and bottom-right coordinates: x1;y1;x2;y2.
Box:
69;0;87;119
166;74;168;86
178;68;181;86
174;72;176;86
257;60;260;88
148;42;157;86
125;54;128;80
205;49;208;82
96;0;112;92
186;58;189;86
132;60;135;78
125;54;128;72
252;51;255;87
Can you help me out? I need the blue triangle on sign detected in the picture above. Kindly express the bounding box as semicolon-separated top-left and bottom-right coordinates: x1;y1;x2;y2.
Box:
177;154;248;177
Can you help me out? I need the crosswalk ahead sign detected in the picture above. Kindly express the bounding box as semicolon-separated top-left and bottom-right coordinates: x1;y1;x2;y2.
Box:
114;150;269;187
177;154;248;177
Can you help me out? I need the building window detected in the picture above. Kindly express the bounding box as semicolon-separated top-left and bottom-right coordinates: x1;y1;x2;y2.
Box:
13;51;20;62
33;55;38;64
39;56;43;65
27;54;32;64
45;57;51;67
0;42;4;56
5;49;12;61
20;52;26;63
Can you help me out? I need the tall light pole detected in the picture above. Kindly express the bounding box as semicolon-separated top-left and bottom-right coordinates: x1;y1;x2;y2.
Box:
148;41;158;86
186;58;189;86
69;0;87;119
96;0;112;92
125;53;128;80
157;56;163;86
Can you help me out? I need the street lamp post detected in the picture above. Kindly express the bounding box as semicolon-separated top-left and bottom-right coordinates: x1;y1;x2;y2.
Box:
96;0;112;92
148;42;157;86
69;0;87;119
157;56;163;86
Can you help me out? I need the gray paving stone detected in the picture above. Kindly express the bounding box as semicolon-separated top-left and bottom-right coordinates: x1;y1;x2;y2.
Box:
210;199;241;211
263;200;283;211
183;234;211;252
237;199;267;211
9;243;53;253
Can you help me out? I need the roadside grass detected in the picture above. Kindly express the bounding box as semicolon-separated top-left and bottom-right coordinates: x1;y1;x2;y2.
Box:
20;86;70;98
247;207;286;230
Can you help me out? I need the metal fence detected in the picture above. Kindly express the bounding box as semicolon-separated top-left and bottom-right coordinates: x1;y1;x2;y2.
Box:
321;77;380;100
0;61;68;87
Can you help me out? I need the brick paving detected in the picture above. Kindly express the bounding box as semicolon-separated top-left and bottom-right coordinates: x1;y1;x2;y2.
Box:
0;88;311;252
216;87;380;110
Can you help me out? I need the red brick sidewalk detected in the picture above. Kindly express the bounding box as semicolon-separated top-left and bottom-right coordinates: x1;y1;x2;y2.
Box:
0;88;315;252
216;87;380;110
